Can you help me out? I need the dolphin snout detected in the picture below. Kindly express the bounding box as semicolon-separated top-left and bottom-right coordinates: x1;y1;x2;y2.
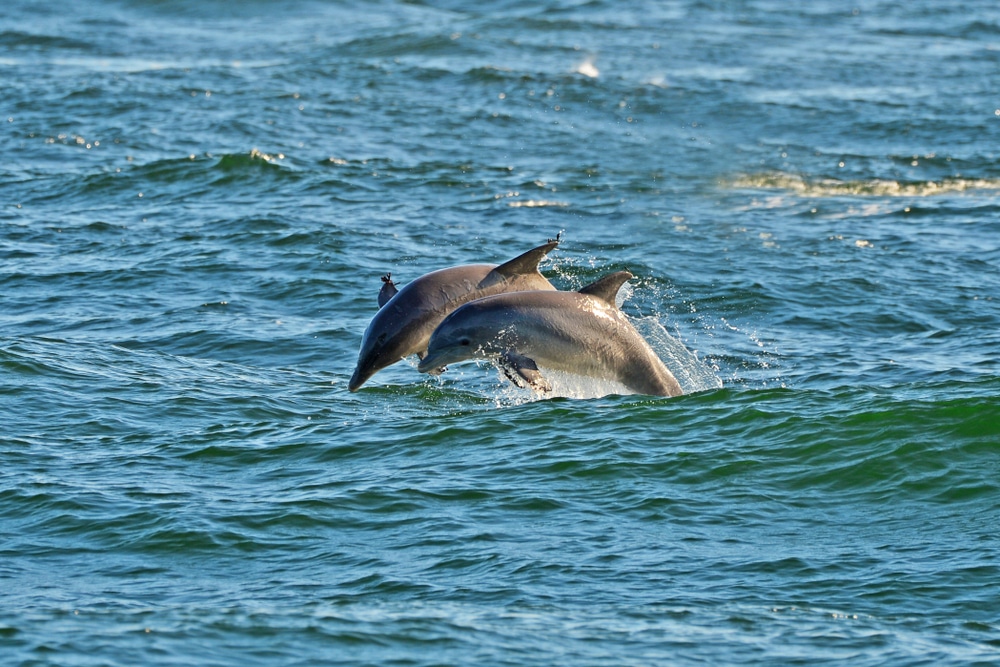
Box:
347;372;365;392
348;363;375;392
416;355;442;374
416;348;452;375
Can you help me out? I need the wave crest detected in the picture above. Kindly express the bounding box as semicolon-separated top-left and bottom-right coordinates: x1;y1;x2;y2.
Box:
729;171;1000;197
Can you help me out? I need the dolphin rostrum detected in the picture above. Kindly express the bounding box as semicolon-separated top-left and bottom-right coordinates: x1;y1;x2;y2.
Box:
348;239;560;391
416;271;683;397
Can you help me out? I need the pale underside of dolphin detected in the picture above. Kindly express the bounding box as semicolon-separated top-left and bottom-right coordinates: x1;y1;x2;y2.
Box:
348;238;560;391
416;271;683;398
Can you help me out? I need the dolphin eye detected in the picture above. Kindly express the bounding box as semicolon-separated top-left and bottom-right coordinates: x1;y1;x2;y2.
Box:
459;338;471;346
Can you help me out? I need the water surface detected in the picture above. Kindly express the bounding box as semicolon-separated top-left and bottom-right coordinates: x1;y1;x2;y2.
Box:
3;0;1000;664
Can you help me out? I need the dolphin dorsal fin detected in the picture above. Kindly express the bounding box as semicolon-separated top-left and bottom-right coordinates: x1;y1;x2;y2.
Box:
487;238;560;281
577;270;634;307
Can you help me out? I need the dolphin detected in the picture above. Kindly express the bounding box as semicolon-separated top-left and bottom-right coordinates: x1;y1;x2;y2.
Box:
348;238;560;391
416;271;683;397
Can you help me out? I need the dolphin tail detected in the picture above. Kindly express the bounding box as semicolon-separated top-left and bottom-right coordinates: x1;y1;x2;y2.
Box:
377;273;398;308
577;270;634;307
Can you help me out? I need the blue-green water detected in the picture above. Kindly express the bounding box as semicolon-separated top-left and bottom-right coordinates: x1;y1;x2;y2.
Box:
3;1;1000;664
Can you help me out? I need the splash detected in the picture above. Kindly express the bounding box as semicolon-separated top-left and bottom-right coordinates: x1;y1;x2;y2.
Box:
574;58;599;79
634;317;724;393
493;368;637;405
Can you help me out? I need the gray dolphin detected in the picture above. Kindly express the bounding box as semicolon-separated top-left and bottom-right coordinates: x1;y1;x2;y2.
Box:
416;271;683;397
348;239;560;391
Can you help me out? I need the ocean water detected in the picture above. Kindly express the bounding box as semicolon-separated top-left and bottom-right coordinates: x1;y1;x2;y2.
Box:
3;0;1000;664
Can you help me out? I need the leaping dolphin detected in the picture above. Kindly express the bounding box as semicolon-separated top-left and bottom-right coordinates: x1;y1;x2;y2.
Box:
416;271;683;397
348;239;560;391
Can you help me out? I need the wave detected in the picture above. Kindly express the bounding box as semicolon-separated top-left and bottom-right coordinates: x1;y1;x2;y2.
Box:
507;199;570;208
0;30;95;51
727;171;1000;197
70;151;299;201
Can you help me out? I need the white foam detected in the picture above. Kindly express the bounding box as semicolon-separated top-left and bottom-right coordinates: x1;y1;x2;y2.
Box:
574;58;600;78
728;171;1000;198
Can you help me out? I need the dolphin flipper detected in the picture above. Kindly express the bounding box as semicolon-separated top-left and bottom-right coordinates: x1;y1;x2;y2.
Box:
499;351;552;393
377;273;398;308
577;270;633;307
